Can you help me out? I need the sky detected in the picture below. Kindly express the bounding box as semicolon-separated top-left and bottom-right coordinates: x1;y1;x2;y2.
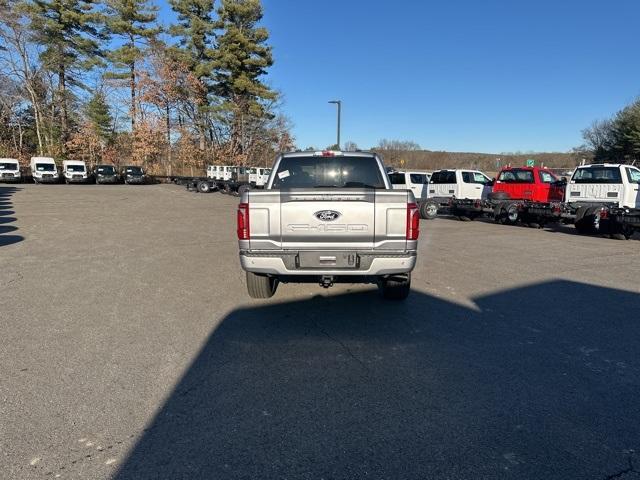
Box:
160;0;640;153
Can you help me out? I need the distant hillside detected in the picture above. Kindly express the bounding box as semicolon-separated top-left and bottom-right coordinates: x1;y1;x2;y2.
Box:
374;149;589;173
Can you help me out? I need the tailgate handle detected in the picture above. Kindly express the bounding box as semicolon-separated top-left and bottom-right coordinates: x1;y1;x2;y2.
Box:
319;256;337;264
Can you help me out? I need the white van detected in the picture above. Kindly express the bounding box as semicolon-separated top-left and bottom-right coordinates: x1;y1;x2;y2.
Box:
30;156;59;183
0;158;21;183
62;160;90;184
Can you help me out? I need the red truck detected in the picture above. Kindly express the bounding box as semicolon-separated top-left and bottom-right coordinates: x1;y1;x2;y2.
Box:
451;166;567;225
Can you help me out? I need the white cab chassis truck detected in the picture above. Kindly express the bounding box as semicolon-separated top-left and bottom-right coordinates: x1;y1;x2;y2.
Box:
237;151;420;300
566;163;640;239
30;157;59;183
525;163;640;239
422;169;493;219
194;166;250;194
0;158;22;183
62;160;91;184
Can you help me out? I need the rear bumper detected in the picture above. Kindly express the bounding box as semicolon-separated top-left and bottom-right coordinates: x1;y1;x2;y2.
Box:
240;251;417;276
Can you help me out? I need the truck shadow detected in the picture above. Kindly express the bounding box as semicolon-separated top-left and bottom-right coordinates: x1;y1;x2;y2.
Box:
114;280;640;480
0;186;22;247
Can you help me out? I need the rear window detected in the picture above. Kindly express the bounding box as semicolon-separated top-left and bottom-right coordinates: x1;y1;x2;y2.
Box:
430;171;456;184
498;169;534;183
410;173;428;184
572;167;622;184
389;173;406;185
271;156;385;189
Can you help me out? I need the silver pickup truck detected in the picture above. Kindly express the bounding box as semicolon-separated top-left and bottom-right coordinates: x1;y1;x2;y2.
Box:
237;151;420;300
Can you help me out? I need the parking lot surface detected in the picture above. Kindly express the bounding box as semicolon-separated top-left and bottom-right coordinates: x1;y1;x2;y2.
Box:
1;183;639;480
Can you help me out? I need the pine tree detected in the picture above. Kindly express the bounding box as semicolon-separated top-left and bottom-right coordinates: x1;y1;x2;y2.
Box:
211;0;276;157
105;0;160;129
85;91;113;144
26;0;104;150
168;0;216;148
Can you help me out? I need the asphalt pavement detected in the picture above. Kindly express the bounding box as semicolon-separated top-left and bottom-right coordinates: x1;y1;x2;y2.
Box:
1;183;639;479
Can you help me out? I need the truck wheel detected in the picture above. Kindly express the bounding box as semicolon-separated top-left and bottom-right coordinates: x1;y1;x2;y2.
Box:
420;201;438;220
378;273;411;300
496;202;518;225
246;272;278;299
197;180;211;193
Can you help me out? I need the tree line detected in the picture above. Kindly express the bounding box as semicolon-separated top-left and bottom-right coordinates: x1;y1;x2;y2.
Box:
579;98;640;163
0;0;294;174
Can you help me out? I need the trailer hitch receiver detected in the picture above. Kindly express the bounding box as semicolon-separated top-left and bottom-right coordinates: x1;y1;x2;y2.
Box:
320;276;334;288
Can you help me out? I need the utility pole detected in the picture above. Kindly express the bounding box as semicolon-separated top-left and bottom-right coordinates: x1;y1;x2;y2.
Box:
328;100;341;149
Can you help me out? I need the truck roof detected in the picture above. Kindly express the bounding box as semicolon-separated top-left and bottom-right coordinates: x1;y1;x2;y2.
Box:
576;163;626;168
432;168;485;173
30;156;55;162
282;150;376;158
0;158;19;162
62;159;86;165
499;165;553;172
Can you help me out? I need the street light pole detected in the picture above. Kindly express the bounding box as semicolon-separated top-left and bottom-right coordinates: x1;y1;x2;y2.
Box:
328;100;341;150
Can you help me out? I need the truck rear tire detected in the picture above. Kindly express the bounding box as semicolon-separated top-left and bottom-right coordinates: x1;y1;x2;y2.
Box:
420;201;438;220
246;272;278;299
197;180;211;193
378;273;411;300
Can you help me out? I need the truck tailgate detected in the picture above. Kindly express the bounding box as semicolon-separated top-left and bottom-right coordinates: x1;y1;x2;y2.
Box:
247;189;409;250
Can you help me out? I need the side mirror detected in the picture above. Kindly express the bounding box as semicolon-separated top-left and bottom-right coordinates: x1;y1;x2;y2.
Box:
486;180;494;187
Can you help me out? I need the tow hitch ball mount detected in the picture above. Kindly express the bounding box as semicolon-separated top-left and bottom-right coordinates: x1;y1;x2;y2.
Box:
320;276;334;288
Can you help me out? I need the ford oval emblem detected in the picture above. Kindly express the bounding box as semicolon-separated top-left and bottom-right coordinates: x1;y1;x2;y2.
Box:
314;210;341;221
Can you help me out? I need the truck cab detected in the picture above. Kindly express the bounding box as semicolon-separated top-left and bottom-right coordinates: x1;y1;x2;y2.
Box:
422;169;492;218
30;157;59;183
95;164;120;184
493;166;565;202
0;158;21;183
388;170;430;202
565;163;640;209
62;160;90;184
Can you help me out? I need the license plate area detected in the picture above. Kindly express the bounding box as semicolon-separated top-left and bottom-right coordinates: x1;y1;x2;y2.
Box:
296;251;359;269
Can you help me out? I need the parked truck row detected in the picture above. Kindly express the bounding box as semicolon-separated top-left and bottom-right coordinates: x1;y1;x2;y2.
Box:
0;157;148;184
414;163;640;240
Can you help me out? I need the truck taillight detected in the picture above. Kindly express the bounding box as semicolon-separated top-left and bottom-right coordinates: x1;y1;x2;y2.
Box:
237;202;250;240
406;202;420;240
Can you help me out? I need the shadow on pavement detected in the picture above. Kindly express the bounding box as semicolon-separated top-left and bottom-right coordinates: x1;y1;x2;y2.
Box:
0;186;22;247
115;281;640;480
